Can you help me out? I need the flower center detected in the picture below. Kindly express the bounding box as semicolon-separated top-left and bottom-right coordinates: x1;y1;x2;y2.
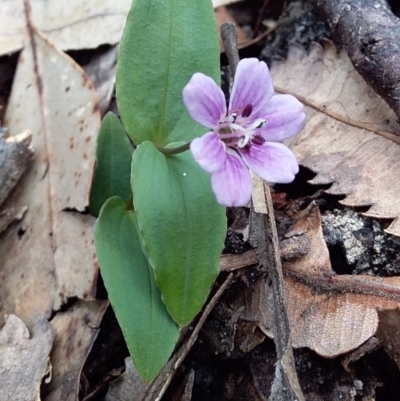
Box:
216;104;266;148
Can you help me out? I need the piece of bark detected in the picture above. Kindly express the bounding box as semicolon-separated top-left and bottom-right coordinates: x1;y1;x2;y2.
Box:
249;175;305;401
221;21;304;401
309;0;400;121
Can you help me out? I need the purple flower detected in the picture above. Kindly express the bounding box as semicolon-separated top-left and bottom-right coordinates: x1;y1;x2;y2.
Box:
182;58;305;207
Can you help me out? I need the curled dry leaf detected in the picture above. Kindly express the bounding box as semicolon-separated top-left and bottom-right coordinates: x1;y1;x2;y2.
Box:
83;46;118;116
0;315;54;401
269;202;400;357
0;129;33;207
237;184;400;358
271;41;400;236
0;25;100;327
376;307;400;372
0;0;243;56
104;357;148;401
44;300;109;401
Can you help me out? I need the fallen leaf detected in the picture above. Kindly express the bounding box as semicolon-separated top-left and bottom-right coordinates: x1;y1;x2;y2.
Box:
0;23;100;327
235;191;400;358
175;370;195;401
43;300;109;401
0;315;54;401
104;357;148;401
0;205;27;234
0;0;244;56
82;46;118;116
341;337;381;372
271;202;400;357
271;41;400;236
0;129;33;206
376;307;400;371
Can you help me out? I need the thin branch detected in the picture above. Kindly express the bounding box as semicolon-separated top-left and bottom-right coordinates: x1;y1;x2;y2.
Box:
309;0;400;121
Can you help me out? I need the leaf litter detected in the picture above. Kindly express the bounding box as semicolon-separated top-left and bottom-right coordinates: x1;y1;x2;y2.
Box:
271;40;400;236
43;300;109;401
0;0;245;56
0;4;111;399
2;1;400;399
1;20;100;327
0;315;54;401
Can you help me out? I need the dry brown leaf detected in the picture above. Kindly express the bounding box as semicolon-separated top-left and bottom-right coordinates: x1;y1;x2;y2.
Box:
0;25;100;327
283;276;400;357
0;0;244;56
248;182;400;357
376;307;400;371
83;46;118;116
175;370;195;401
44;300;109;401
0;315;54;401
279;203;400;357
271;41;400;236
104;357;148;401
0;129;33;206
0;205;28;234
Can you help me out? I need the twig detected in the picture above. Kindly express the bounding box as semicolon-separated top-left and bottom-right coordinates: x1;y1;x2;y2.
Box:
221;22;240;80
220;20;304;400
309;0;400;122
250;176;305;401
144;273;234;401
238;24;279;50
253;0;271;39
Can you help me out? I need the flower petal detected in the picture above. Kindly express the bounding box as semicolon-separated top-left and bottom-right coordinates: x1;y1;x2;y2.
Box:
190;132;226;173
183;72;226;128
239;142;299;183
229;59;274;119
259;94;306;141
210;150;253;207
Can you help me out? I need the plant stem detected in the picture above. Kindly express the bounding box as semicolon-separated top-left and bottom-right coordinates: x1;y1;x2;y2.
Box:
157;142;190;156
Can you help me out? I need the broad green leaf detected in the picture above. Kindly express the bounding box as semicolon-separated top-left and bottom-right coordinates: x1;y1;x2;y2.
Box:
94;197;180;382
131;142;226;327
117;0;220;146
89;112;132;217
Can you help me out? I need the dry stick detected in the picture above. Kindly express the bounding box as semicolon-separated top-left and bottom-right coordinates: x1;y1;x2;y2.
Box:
253;0;271;39
238;24;279;50
221;22;305;401
309;0;400;122
250;178;305;401
221;22;240;79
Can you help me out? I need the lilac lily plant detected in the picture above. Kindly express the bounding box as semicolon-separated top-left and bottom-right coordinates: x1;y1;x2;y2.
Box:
183;58;305;206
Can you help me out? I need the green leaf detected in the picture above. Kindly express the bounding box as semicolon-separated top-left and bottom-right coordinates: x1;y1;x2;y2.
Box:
131;142;226;327
116;0;220;146
89;112;133;217
94;197;180;382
